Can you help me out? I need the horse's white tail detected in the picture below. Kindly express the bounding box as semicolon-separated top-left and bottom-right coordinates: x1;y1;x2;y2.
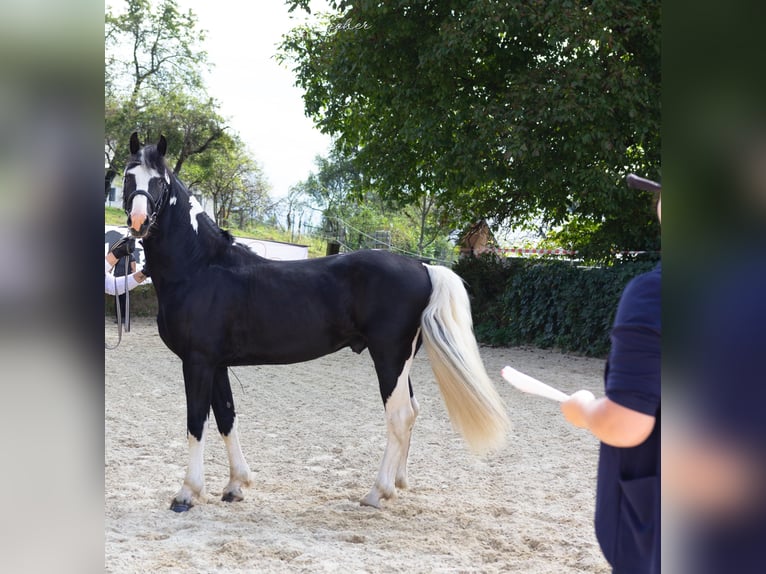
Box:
420;264;510;454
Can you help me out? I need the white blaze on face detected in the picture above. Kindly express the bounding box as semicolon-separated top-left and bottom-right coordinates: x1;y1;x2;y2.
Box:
126;162;162;232
130;196;149;231
188;195;205;233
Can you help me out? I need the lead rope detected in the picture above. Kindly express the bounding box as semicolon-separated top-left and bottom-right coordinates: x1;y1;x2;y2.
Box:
124;253;131;333
105;248;131;350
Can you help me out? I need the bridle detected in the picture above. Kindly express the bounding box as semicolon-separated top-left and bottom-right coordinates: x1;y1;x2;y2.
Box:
123;161;172;233
106;158;169;350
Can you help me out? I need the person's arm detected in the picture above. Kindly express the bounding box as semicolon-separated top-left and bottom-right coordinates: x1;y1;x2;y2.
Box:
105;269;147;296
105;236;142;287
561;391;656;447
562;269;661;448
663;430;762;519
107;236;134;269
105;252;119;269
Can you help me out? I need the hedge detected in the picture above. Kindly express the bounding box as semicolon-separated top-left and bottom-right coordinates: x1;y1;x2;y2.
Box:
104;284;158;318
452;253;658;357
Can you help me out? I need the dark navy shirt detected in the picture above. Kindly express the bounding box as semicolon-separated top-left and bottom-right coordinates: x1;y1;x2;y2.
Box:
112;253;135;278
595;264;661;574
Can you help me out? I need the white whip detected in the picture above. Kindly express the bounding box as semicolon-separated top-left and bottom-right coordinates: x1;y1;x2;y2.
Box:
501;366;570;402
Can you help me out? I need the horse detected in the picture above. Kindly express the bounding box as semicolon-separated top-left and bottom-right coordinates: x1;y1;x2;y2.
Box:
122;133;510;512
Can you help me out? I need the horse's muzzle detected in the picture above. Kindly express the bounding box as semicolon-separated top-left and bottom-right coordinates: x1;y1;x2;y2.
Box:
127;214;150;238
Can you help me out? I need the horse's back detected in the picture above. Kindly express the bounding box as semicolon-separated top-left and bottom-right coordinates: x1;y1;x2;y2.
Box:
256;249;432;339
258;249;431;301
326;249;432;326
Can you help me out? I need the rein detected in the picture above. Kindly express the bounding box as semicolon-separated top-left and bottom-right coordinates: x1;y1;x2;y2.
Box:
105;255;131;350
123;170;171;234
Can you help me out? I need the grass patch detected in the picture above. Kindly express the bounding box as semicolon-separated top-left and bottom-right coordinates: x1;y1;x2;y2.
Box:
105;206;126;226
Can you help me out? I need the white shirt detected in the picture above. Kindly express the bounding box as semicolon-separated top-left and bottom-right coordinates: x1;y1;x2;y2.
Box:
104;259;141;295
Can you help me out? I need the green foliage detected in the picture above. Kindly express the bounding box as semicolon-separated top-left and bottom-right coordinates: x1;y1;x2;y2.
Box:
105;1;272;231
105;206;126;226
106;0;207;99
105;0;226;177
453;253;657;357
105;285;157;318
296;151;456;261
105;206;326;258
280;0;660;263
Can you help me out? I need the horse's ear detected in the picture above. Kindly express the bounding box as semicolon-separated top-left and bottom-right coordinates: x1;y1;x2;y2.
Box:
129;132;141;155
157;135;167;157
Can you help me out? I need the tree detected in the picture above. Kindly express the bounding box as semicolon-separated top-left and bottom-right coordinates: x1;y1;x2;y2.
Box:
280;0;660;262
134;91;226;175
298;151;455;260
106;0;207;103
186;134;270;229
281;185;312;241
234;168;275;229
105;0;225;176
401;190;449;258
300;150;364;244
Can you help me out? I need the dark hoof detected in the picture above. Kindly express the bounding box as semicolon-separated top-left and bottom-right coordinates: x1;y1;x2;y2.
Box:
170;500;193;512
221;491;244;503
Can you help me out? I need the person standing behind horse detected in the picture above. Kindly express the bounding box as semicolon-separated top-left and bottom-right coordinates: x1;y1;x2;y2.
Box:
560;175;661;574
105;237;148;296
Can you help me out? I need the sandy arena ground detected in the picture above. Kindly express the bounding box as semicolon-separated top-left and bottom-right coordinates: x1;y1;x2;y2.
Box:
106;317;610;573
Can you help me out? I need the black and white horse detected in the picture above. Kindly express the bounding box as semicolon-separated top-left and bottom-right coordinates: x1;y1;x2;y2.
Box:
122;133;509;512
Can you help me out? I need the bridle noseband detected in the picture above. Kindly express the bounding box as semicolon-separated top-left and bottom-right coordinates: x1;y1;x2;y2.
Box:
123;162;171;232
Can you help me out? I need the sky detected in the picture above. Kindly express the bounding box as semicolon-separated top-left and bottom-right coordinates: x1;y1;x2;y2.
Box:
174;0;333;199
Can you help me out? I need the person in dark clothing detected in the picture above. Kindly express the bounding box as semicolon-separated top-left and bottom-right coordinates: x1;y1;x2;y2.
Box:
662;128;766;574
561;175;661;574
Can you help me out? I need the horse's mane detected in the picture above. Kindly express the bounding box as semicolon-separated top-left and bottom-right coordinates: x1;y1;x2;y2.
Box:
162;167;258;267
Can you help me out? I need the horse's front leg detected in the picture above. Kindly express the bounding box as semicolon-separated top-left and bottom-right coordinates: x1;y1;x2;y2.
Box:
170;358;215;512
212;366;252;503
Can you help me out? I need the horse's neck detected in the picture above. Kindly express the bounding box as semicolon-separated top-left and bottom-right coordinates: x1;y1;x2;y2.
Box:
144;185;223;281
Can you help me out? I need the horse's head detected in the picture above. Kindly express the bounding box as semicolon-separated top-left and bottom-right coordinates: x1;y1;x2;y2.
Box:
123;132;172;238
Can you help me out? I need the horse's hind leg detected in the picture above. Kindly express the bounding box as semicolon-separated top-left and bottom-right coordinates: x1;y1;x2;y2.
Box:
212;366;252;503
171;358;215;512
362;334;419;509
396;379;420;490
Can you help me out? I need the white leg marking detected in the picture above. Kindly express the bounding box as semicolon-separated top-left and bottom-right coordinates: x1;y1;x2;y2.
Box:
174;417;209;505
221;416;252;502
362;333;419;508
396;394;420;489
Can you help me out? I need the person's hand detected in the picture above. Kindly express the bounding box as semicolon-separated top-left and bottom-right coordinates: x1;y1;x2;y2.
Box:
560;389;596;429
110;237;135;260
